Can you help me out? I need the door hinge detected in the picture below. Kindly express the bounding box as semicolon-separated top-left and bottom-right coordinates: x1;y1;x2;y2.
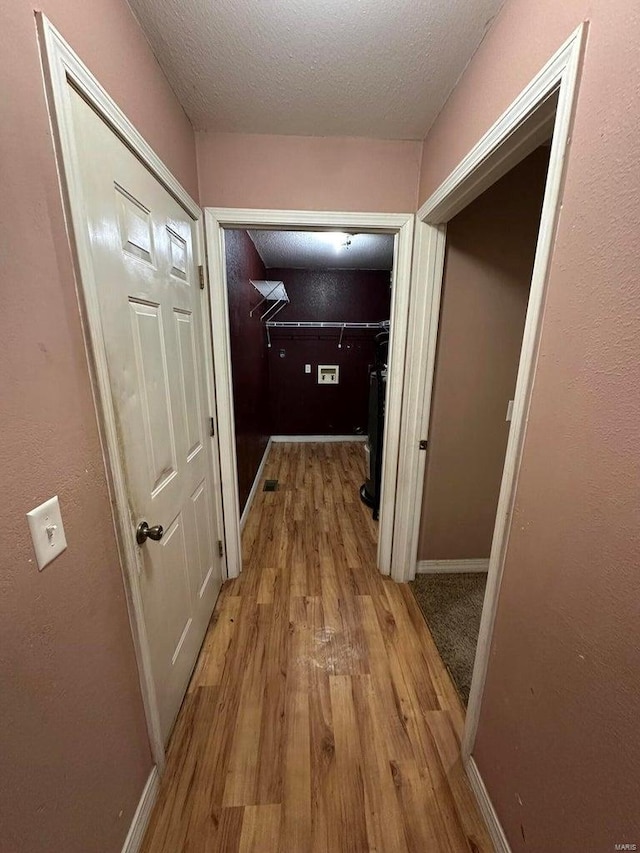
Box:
198;265;205;290
217;540;224;558
209;416;215;437
419;439;428;450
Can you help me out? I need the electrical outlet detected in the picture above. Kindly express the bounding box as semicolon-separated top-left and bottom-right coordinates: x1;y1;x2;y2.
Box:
26;495;67;570
305;364;311;373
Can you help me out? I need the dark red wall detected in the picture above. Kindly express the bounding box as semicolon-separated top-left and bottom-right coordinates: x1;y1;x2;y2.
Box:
224;230;270;511
267;269;391;323
265;269;391;435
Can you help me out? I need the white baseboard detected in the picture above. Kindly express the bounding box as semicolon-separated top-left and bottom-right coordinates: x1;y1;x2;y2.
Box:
240;438;272;531
121;766;159;853
465;757;511;853
270;434;367;443
416;558;490;574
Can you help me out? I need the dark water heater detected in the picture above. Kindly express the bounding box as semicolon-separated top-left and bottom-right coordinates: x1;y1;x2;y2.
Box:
360;331;389;520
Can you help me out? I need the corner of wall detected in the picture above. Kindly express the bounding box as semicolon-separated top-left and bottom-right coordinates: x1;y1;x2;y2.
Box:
415;138;426;211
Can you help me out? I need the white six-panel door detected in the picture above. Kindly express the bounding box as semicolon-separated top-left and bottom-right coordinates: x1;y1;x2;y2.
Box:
69;88;222;742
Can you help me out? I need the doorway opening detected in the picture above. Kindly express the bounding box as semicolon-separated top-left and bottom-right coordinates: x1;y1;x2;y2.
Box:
393;28;585;787
38;15;227;771
205;211;414;581
409;143;552;706
223;227;394;563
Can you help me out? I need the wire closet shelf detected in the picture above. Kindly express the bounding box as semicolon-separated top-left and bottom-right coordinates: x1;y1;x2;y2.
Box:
249;280;389;348
265;320;390;349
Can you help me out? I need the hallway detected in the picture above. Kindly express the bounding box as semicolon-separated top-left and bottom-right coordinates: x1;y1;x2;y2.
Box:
141;442;492;851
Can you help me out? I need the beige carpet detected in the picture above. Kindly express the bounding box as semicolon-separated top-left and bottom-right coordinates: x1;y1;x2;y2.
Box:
409;572;487;706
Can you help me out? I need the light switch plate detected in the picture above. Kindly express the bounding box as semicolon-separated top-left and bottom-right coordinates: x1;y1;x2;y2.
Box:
506;399;514;422
26;495;67;570
305;364;311;374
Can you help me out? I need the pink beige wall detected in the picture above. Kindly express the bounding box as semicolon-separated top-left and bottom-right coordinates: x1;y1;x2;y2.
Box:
4;0;639;847
418;148;549;561
419;0;640;848
196;131;421;212
0;2;198;851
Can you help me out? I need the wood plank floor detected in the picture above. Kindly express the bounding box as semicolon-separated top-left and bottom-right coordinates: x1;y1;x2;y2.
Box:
141;442;493;852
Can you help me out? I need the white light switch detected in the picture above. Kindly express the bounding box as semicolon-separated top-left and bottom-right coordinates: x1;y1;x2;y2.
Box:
305;364;311;374
506;399;514;422
26;495;67;570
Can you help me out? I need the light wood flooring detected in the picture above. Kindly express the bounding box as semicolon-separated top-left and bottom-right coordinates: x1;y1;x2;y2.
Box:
141;442;492;852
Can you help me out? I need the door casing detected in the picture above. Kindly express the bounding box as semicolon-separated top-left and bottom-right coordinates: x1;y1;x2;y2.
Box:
38;15;226;773
393;22;587;821
204;209;414;581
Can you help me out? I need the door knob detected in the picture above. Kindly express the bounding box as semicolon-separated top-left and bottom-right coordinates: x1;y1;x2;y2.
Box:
136;521;164;545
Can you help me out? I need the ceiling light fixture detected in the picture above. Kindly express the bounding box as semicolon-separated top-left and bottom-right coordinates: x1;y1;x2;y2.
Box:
321;231;352;251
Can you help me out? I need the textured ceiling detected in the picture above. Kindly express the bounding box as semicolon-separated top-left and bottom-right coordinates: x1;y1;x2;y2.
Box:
246;230;394;270
127;0;504;138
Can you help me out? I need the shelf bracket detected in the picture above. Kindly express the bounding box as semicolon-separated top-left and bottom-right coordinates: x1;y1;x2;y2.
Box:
261;298;286;322
249;281;282;317
267;301;288;323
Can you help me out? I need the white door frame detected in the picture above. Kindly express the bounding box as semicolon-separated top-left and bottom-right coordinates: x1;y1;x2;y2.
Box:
37;16;226;772
393;23;586;773
205;209;414;579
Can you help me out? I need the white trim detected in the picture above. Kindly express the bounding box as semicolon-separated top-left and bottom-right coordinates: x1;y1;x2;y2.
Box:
206;209;412;231
205;209;414;579
416;559;489;574
391;222;447;584
419;93;558;226
120;767;159;853
239;438;272;531
391;22;586;771
270;434;368;443
37;15;226;770
195;230;229;581
465;758;511;853
203;212;242;580
38;21;199;220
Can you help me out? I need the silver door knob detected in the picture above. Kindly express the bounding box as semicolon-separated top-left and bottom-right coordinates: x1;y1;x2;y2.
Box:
136;521;164;545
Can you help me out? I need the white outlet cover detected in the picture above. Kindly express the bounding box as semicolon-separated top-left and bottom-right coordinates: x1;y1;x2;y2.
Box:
26;495;67;570
305;364;311;373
